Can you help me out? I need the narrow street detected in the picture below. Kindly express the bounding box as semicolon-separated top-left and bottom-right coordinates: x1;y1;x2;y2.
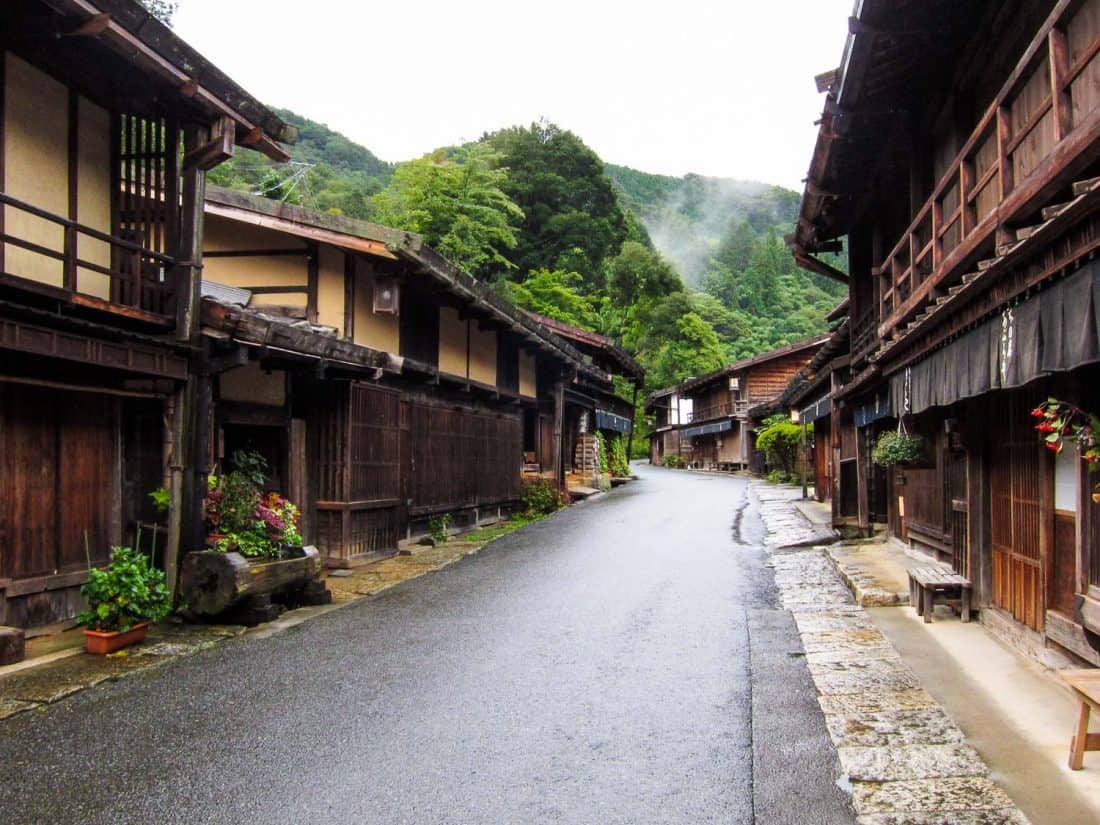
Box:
0;466;852;824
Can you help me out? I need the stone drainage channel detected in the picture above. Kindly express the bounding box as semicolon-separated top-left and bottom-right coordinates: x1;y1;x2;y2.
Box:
751;482;1030;825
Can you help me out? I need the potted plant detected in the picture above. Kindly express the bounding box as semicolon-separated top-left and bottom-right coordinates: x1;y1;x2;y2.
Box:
78;545;171;654
872;429;928;467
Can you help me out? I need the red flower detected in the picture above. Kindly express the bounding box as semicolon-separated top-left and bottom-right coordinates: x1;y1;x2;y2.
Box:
1031;407;1046;418
1045;441;1061;452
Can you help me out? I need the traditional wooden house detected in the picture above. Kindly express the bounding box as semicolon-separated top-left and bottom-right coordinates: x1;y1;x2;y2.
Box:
644;387;693;465
199;188;610;567
792;0;1100;662
0;1;293;631
520;312;643;480
675;338;826;471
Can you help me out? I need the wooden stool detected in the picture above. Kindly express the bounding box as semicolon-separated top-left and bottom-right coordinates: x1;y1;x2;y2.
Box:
907;567;972;623
1062;669;1100;770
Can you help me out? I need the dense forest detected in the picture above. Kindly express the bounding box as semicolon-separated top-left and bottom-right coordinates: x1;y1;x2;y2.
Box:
207;111;846;393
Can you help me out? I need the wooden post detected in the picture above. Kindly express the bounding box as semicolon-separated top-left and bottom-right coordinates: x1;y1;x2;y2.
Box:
801;420;808;500
169;123;210;600
1049;27;1072;142
855;422;871;536
626;382;639;463
552;374;566;489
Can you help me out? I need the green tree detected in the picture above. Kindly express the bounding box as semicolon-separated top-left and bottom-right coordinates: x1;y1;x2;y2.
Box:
373;144;523;278
484;121;627;289
606;241;682;307
493;269;599;330
139;0;177;25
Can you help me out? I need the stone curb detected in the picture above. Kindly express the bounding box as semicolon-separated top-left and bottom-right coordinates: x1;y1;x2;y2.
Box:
825;545;910;608
749;481;1031;825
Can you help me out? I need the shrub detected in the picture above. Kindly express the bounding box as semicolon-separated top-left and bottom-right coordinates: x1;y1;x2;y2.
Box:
608;436;631;477
77;546;171;632
756;422;804;477
766;469;788;485
871;431;927;466
595;432;611;475
522;477;565;515
662;454;686;469
428;513;452;544
205;450;302;559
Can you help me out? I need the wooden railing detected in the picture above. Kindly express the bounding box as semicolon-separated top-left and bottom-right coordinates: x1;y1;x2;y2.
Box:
688;399;748;422
0;191;179;322
877;0;1100;339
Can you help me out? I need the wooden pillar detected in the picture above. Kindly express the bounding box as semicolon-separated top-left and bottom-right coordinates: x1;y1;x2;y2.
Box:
170;124;211;600
855;422;871;536
626;382;639;462
966;399;992;606
801;420;809;500
552;373;566;489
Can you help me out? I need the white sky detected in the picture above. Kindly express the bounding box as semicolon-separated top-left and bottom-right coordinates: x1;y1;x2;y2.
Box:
174;0;854;192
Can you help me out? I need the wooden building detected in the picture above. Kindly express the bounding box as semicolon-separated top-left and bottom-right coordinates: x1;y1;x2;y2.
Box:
520;312;643;480
644;387;693;465
792;0;1100;663
0;1;292;630
199;188;612;567
651;338;826;471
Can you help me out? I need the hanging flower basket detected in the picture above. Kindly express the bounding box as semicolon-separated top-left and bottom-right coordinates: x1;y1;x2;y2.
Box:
872;430;928;467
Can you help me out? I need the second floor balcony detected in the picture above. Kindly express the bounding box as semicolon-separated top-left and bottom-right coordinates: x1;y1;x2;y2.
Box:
875;1;1100;343
1;191;180;327
687;399;748;423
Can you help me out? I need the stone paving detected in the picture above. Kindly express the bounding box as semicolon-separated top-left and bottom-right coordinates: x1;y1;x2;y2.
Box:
751;482;1030;825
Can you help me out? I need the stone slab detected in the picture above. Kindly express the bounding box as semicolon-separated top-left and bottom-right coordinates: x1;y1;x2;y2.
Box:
800;627;893;653
852;776;1019;815
818;688;939;716
838;744;988;782
857;810;1030;825
0;697;37;720
825;708;966;748
808;658;923;695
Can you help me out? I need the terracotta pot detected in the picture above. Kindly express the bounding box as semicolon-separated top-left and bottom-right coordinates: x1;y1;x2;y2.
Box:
83;622;150;655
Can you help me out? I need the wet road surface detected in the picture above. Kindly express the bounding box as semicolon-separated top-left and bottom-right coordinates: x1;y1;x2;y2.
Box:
0;465;853;824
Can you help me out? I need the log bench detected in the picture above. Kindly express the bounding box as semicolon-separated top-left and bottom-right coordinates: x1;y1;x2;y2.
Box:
1062;669;1100;770
907;566;972;623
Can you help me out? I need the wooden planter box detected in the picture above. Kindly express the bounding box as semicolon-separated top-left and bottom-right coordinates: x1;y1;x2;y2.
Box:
179;546;329;625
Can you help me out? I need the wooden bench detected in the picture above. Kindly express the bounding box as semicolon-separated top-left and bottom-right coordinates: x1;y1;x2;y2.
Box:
1062;669;1100;770
907;566;972;623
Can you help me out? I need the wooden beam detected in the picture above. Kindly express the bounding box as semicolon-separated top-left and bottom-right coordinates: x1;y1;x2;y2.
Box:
63;12;111;37
203;248;307;259
182;116;235;172
794;251;848;284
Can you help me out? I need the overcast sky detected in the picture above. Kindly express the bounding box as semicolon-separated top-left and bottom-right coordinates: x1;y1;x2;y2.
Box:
174;0;854;192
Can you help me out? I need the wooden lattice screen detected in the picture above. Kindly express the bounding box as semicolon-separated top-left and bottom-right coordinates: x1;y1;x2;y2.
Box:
990;415;1043;631
112;113;180;314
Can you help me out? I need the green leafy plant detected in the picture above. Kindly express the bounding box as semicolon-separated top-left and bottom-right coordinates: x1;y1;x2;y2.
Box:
428;513;452;544
608;436;631;477
662;454;686;469
871;430;928;467
766;468;789;484
595;432;611;475
148;487;170;514
521;477;565;516
77;545;171;633
205;451;301;559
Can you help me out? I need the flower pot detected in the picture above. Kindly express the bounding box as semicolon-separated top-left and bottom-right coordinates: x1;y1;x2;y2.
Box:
83;622;150;655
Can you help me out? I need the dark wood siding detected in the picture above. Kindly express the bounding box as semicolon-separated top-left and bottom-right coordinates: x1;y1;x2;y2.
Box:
0;382;114;580
407;401;521;515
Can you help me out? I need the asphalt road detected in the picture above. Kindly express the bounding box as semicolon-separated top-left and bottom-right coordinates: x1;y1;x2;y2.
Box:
0;465;854;824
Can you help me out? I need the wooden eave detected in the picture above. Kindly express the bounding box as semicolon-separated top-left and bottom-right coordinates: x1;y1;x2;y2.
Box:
521;309;645;384
36;0;294;161
200;299;402;376
793;0;985;253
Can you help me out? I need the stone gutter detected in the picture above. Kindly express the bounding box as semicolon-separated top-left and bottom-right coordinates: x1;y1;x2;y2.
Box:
751;482;1030;824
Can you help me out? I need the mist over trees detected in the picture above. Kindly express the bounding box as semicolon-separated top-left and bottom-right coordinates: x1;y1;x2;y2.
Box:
204;110;845;393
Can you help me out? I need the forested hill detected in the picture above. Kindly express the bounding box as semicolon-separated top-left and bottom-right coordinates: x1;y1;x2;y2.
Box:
207;115;844;391
605;165;800;285
207;108;393;219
